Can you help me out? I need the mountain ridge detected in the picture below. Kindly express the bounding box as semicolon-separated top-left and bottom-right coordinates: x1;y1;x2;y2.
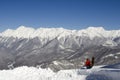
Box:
1;26;120;39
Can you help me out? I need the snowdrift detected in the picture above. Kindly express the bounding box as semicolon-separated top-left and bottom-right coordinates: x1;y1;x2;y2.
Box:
0;65;120;80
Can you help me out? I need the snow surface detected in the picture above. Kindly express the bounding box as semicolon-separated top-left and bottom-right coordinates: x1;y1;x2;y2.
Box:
102;40;118;47
0;65;120;80
1;26;120;39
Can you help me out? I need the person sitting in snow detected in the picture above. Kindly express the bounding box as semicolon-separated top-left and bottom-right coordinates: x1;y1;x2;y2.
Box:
85;58;91;69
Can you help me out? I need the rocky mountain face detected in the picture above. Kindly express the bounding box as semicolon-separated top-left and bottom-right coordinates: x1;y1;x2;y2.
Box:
0;26;120;71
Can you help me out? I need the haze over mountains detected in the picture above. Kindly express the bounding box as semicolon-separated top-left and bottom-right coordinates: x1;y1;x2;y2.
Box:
0;26;120;71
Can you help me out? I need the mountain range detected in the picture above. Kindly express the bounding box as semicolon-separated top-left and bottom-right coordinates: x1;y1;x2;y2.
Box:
0;26;120;71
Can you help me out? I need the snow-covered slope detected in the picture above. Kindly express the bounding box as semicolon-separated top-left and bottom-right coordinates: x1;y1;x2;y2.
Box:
1;26;120;39
0;64;120;80
102;40;118;47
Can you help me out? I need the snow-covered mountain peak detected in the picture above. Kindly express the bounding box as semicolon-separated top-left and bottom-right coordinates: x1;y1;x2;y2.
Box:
1;29;14;37
0;26;75;38
87;27;105;30
1;26;35;38
3;29;14;34
16;26;35;31
1;26;120;39
77;27;106;39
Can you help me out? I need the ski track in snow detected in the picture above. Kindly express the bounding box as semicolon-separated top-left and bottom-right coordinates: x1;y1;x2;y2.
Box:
0;66;120;80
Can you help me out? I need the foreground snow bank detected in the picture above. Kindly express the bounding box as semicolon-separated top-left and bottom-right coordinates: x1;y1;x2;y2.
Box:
0;66;120;80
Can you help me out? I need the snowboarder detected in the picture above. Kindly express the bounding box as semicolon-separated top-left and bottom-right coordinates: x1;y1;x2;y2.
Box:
85;58;91;69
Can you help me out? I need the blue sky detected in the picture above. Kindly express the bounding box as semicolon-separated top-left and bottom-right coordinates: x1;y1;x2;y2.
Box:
0;0;120;32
